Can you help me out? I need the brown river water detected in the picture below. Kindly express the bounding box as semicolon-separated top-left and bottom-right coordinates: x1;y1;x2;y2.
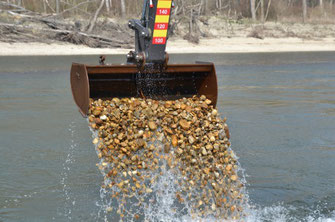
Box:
0;52;334;221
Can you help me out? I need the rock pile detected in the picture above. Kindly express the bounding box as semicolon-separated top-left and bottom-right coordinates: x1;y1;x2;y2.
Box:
89;95;246;221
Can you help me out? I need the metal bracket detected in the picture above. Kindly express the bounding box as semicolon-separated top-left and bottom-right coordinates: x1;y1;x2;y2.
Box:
127;0;172;68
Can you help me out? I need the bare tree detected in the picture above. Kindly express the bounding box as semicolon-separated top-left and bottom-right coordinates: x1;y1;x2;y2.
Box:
4;0;334;25
120;0;126;18
260;0;265;22
105;0;111;12
43;0;47;13
200;0;207;15
319;0;324;15
87;0;105;33
265;0;272;21
56;0;60;13
250;0;256;21
216;0;222;10
302;0;307;23
331;0;333;11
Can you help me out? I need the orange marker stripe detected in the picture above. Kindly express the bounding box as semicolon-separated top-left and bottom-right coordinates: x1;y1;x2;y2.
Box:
153;0;171;44
156;8;170;15
152;37;166;45
154;23;168;30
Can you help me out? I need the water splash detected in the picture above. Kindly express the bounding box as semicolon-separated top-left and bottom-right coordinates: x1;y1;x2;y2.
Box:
89;131;335;222
244;204;335;222
89;128;248;221
86;96;334;222
91;126;187;222
58;122;78;221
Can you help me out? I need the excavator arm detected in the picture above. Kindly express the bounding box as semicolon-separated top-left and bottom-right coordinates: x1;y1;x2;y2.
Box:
127;0;173;67
70;0;218;117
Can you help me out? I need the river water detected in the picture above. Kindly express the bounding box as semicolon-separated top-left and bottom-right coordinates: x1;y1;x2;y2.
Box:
0;52;334;222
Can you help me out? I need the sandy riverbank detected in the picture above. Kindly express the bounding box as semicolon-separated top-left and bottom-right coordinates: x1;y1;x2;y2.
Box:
1;37;335;56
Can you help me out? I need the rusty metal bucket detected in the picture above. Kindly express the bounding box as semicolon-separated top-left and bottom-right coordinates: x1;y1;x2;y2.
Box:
70;62;218;117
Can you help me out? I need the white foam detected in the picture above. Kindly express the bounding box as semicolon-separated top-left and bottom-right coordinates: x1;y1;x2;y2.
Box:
244;204;335;222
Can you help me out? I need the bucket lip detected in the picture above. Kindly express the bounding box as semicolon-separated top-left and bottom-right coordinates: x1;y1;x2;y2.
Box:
83;63;214;68
83;63;215;75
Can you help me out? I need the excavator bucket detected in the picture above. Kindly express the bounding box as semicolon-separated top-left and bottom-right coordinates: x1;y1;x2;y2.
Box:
70;62;218;117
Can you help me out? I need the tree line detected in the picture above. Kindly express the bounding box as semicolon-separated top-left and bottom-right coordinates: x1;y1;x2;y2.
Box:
1;0;334;23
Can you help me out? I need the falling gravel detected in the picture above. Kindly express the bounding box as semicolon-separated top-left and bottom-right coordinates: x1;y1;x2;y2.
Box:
88;95;247;221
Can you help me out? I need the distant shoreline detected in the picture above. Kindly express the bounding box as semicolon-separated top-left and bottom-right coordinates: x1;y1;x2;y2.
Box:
1;37;335;56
